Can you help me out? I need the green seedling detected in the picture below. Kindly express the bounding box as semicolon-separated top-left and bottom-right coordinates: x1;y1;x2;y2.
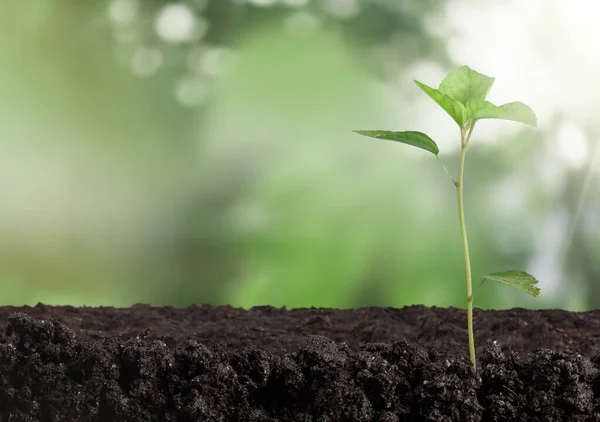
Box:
354;65;541;371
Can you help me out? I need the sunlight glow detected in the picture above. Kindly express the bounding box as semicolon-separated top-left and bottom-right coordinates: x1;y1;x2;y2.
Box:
130;47;162;77
155;4;198;43
282;0;310;7
108;0;139;25
322;0;360;19
554;122;589;169
438;0;600;146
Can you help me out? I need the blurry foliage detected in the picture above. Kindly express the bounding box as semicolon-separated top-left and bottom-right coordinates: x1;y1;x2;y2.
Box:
120;0;455;308
0;0;597;310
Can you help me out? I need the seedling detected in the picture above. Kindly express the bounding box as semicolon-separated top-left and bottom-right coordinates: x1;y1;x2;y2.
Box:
354;65;541;371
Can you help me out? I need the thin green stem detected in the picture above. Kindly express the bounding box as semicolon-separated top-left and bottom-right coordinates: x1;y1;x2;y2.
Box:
457;124;476;371
436;155;458;186
471;279;486;300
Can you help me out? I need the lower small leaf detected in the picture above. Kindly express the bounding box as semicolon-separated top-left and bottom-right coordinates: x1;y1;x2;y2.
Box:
482;270;541;297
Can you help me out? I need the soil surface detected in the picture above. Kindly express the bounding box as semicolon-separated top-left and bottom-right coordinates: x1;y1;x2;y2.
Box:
0;303;599;421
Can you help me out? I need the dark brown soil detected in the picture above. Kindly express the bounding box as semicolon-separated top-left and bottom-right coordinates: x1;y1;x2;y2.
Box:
0;303;599;421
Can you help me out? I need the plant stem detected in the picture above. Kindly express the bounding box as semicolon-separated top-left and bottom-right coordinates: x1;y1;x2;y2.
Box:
458;125;476;371
436;155;458;186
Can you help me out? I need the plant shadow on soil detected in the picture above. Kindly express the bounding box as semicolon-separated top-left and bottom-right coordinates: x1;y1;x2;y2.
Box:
0;304;599;421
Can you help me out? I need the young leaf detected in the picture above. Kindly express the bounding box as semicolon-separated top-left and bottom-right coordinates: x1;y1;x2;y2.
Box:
482;270;541;297
414;80;466;127
438;66;495;105
467;100;538;127
353;130;439;155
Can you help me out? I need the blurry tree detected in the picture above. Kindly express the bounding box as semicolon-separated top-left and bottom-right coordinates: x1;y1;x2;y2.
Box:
0;0;456;308
0;0;195;305
118;0;453;307
3;0;594;311
563;125;600;309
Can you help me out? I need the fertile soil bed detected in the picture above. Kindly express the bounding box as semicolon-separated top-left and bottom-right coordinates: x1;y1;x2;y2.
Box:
0;304;599;421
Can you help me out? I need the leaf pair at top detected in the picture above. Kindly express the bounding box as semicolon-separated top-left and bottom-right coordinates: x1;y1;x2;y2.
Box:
414;66;537;130
354;65;537;156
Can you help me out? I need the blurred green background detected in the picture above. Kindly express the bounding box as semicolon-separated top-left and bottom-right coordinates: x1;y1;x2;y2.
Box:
0;0;598;310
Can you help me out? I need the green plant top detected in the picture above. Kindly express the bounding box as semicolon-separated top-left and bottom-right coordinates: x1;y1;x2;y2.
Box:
354;65;541;371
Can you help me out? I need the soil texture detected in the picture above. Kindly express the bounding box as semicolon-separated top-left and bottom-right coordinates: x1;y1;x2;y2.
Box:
0;303;599;421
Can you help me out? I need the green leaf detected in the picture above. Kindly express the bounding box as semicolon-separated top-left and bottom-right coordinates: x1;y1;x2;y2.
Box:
467;99;538;127
438;66;495;105
482;270;541;297
353;130;439;155
414;80;467;127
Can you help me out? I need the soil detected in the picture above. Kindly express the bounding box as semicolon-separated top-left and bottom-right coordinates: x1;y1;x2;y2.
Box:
0;304;599;421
